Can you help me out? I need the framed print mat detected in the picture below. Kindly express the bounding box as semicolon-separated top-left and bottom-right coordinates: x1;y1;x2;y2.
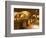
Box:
5;1;45;37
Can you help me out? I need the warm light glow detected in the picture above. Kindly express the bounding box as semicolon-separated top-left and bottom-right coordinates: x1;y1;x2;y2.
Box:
33;14;36;17
20;14;24;18
22;11;29;16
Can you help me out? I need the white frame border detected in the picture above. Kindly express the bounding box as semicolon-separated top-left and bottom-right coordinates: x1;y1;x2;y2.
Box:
11;5;42;34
